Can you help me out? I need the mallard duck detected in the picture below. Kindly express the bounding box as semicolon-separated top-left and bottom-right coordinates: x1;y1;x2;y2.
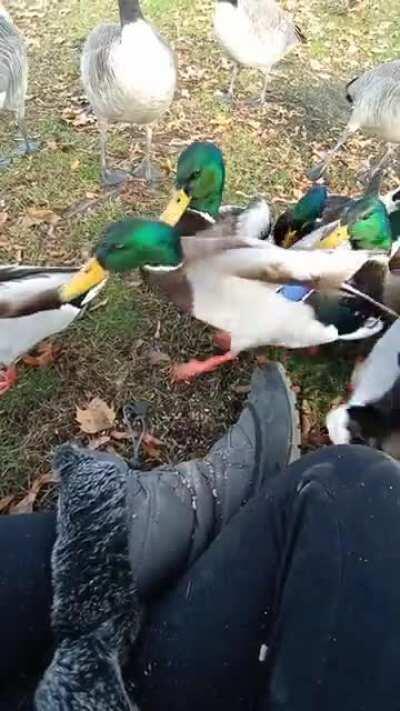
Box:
60;217;392;381
309;59;400;181
81;0;176;186
160;141;272;239
273;181;400;248
0;265;106;394
213;0;305;104
326;319;400;459
310;193;399;251
0;3;39;168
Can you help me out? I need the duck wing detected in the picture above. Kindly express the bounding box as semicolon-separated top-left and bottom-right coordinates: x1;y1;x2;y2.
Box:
0;266;79;318
0;266;104;365
200;241;376;289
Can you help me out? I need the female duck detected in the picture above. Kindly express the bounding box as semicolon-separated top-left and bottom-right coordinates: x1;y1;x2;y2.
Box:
160;141;272;240
61;218;386;381
81;0;176;185
0;264;105;394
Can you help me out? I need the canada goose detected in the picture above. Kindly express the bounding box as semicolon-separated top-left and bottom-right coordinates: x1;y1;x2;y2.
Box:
213;0;305;104
0;3;39;168
81;0;176;186
309;59;400;180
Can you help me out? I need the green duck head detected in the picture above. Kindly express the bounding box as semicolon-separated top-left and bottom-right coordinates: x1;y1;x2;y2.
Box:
161;141;225;226
274;184;329;247
60;218;183;302
319;196;393;251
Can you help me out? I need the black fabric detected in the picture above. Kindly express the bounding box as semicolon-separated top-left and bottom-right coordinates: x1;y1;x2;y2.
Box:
2;446;400;710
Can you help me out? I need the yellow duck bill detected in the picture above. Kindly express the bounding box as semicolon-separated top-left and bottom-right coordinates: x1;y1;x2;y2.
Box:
60;258;108;303
160;189;191;226
317;224;350;249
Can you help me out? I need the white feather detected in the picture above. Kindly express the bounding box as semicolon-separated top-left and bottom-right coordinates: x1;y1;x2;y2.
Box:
188;265;338;352
108;20;176;124
236;200;271;240
347;320;400;406
326;320;400;445
326;405;351;444
1;306;80;365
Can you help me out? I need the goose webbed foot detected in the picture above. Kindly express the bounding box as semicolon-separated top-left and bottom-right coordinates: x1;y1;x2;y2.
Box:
102;167;131;187
243;95;271;107
13;137;41;157
131;157;163;184
0;155;13;170
215;89;234;105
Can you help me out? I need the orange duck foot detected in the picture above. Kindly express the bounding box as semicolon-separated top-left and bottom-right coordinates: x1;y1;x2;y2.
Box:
304;346;320;358
171;351;237;382
213;330;231;352
0;365;17;395
23;341;61;368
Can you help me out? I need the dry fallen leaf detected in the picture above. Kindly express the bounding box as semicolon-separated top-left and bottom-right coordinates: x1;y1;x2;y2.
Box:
22;208;61;227
142;432;164;460
88;434;111;450
148;349;171;366
0;211;8;231
76;397;116;434
110;429;131;441
0;494;14;514
10;473;57;515
71;159;80;171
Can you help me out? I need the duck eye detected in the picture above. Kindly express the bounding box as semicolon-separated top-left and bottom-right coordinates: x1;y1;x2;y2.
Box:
113;243;125;250
191;169;201;180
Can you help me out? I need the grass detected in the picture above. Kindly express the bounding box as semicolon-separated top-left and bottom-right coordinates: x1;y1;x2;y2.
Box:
0;0;399;507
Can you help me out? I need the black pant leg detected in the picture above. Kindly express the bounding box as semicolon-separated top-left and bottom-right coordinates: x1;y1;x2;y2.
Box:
133;446;400;711
0;513;55;688
262;445;400;711
2;447;400;711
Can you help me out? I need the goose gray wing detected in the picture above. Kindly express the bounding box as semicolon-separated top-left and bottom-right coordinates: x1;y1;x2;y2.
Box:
242;0;301;45
0;14;27;110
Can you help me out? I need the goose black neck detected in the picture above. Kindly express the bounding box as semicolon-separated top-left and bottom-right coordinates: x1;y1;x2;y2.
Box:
217;0;238;4
118;0;143;26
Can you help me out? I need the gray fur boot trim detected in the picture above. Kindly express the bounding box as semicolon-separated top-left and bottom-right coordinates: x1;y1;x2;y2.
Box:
34;444;142;711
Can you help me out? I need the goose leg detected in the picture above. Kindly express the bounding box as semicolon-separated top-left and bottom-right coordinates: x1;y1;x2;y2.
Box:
259;72;271;104
363;143;396;183
308;125;358;181
13;112;41;157
99;119;130;187
0;365;17;396
218;64;238;104
132;126;163;184
171;350;237;382
244;71;271;106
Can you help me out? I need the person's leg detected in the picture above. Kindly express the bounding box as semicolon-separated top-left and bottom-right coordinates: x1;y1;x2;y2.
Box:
0;513;55;710
132;445;400;711
0;513;55;679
